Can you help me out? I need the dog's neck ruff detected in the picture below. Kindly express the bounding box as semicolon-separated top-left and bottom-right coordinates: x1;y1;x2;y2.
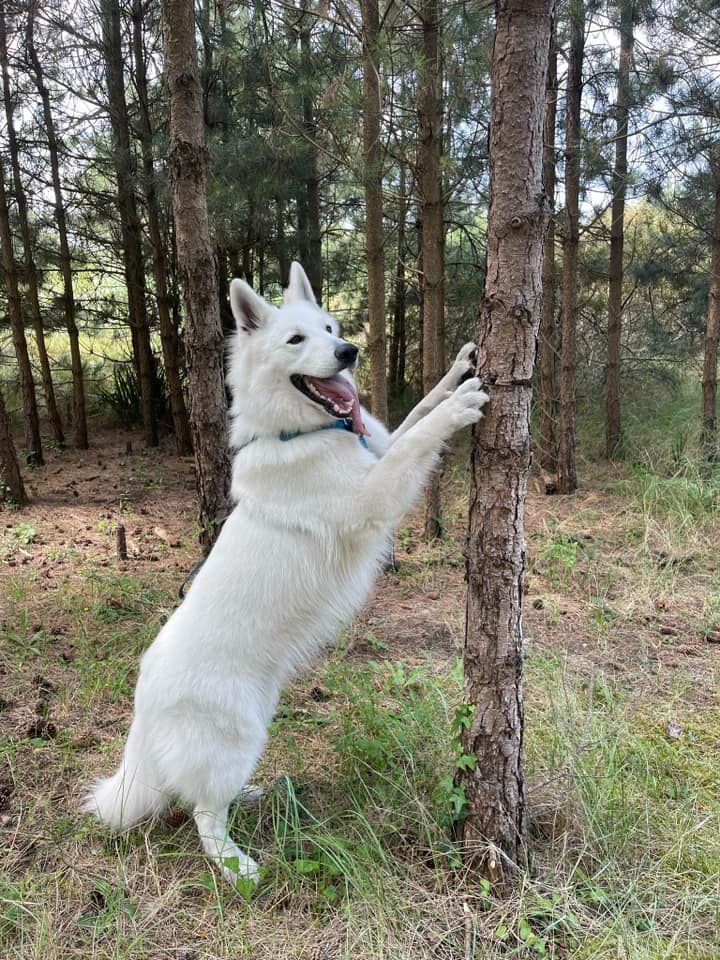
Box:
237;419;369;453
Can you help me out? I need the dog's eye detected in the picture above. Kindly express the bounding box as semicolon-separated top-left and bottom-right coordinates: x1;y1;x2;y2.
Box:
325;325;332;333
287;334;305;345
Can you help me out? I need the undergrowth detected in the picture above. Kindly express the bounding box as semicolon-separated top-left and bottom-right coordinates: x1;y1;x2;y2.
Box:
2;563;718;959
1;408;719;959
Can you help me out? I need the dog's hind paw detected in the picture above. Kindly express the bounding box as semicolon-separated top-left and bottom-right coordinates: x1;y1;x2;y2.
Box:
237;783;265;806
222;850;261;893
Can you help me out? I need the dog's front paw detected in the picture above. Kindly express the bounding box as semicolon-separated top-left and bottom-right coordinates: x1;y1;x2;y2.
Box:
451;342;478;386
444;377;489;430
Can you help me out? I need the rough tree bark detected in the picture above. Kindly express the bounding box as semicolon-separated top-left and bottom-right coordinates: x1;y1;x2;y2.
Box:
538;39;557;473
0;0;63;446
162;0;231;550
276;198;290;288
100;0;158;448
556;0;584;494
299;16;323;301
701;177;720;462
26;2;88;449
0;152;43;466
361;0;387;422
0;383;26;505
605;0;634;460
456;0;556;885
389;162;408;401
418;0;446;539
131;0;193;455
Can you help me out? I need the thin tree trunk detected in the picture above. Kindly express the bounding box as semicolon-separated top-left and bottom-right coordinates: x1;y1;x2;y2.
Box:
26;3;88;450
131;0;192;455
389;166;408;401
418;0;446;539
605;0;634;460
299;20;322;302
100;0;158;448
276;198;290;288
457;0;556;885
0;0;63;446
556;0;584;494
539;39;557;473
162;0;231;550
0;153;43;466
216;245;235;335
361;0;387;422
701;178;720;461
0;383;26;505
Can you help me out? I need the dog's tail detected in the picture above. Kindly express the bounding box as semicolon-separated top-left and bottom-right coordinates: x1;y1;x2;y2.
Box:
82;731;166;831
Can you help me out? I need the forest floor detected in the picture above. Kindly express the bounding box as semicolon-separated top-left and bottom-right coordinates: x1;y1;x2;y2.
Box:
1;426;719;960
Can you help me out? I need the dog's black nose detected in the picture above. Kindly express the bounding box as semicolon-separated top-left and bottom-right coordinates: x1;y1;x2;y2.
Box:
334;342;358;366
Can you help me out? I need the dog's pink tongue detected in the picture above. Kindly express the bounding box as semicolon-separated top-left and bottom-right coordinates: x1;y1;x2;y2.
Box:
307;375;369;436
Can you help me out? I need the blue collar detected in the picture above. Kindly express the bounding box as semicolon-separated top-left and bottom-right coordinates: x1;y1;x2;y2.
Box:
237;419;368;454
280;419;369;448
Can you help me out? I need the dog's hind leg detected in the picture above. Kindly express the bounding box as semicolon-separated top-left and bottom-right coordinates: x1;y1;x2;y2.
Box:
194;803;260;887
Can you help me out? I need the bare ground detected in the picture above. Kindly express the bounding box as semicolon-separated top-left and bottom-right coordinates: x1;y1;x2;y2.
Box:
1;427;719;959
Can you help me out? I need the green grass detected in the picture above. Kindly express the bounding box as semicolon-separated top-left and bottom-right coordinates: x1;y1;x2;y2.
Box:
2;566;719;960
2;410;720;958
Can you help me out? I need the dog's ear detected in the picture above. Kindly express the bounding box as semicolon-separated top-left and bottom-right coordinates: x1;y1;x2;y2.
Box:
230;278;272;333
283;261;317;306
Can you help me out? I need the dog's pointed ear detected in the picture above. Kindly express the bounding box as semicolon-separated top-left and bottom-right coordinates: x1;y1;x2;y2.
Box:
230;278;272;333
283;261;317;306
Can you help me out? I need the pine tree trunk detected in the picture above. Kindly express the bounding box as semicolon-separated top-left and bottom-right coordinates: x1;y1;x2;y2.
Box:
100;0;158;448
298;23;323;302
0;154;43;466
0;0;63;447
162;0;231;551
701;178;720;461
556;0;584;494
539;40;557;473
389;167;408;401
361;0;387;423
418;0;446;540
276;198;290;288
26;3;88;450
131;0;192;455
605;0;634;460
457;0;556;886
0;383;26;505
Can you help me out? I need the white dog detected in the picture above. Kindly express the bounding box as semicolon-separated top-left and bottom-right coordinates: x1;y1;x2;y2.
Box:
83;262;488;888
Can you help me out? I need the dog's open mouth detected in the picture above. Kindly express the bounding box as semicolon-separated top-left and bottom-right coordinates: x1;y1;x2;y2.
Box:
290;374;368;435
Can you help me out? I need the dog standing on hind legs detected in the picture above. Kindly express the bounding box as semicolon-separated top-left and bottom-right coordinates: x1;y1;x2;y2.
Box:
82;262;489;888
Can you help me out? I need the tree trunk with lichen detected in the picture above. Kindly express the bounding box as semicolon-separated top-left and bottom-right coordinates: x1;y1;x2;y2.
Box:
456;0;555;887
162;0;231;551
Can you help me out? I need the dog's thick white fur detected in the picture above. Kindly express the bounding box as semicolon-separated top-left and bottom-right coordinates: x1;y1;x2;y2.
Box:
83;262;489;888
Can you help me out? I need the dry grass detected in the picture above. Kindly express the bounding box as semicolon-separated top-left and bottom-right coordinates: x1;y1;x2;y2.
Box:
1;428;719;959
